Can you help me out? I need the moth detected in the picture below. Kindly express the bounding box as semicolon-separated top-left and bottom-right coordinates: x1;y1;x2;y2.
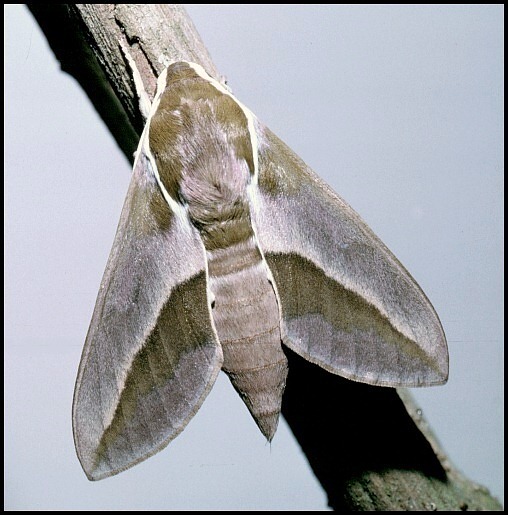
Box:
72;59;449;481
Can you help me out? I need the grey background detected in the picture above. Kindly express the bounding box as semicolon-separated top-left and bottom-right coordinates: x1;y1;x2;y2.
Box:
5;4;503;510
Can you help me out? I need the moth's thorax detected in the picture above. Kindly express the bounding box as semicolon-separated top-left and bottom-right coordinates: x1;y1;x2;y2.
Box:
148;62;256;250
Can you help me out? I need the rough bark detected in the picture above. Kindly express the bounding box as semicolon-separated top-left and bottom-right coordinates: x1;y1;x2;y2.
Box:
282;349;501;510
27;4;502;511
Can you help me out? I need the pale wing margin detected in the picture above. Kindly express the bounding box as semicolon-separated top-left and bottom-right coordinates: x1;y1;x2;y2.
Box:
252;126;448;388
72;152;222;481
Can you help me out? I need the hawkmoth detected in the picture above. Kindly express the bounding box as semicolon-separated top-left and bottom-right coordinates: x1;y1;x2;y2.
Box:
72;59;448;481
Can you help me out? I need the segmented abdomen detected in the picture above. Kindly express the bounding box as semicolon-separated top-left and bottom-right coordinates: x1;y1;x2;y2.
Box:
206;234;287;440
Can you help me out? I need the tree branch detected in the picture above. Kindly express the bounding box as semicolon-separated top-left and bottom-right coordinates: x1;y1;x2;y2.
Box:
27;4;502;511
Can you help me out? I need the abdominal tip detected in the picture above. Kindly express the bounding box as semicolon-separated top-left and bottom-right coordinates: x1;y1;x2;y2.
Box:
258;412;280;442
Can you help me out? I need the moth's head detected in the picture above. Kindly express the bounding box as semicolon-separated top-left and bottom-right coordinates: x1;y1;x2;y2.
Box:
164;61;215;91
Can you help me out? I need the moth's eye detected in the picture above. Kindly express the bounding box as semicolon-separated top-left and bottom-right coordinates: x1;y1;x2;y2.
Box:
211;299;216;309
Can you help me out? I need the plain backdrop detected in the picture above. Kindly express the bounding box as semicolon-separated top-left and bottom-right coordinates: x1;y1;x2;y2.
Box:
5;4;503;510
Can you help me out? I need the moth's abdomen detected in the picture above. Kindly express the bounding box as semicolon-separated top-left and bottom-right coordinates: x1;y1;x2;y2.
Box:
207;235;288;441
